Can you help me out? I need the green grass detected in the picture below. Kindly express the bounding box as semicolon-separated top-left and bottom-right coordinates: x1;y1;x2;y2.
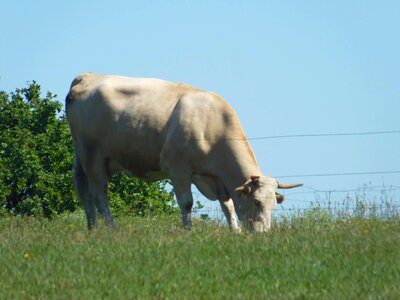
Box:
1;210;399;299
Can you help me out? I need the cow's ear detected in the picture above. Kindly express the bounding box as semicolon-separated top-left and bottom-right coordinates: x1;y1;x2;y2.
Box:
276;192;284;204
236;184;251;197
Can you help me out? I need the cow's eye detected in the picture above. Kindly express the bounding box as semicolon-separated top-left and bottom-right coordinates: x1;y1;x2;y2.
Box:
254;199;262;208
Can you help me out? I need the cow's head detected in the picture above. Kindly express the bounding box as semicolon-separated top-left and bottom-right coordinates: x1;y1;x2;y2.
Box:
235;176;302;232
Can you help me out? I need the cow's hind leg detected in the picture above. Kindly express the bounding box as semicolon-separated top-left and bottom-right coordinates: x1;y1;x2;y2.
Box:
86;155;116;229
73;154;97;229
75;145;115;229
86;177;115;229
171;177;193;229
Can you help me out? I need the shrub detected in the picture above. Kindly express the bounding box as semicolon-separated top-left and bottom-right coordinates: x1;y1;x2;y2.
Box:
0;83;75;217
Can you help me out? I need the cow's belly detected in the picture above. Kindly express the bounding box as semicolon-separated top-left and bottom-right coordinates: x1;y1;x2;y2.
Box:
107;151;167;182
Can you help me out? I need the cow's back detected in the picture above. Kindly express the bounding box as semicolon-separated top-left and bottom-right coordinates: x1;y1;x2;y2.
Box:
66;73;253;180
67;74;183;175
67;73;188;141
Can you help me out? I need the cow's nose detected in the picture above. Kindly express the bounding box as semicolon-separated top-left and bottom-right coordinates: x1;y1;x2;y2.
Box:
253;222;268;232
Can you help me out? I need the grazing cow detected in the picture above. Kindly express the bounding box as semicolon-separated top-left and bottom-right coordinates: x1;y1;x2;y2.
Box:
66;73;302;232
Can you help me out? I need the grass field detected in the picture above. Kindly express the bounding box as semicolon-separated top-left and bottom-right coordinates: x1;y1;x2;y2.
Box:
1;208;399;299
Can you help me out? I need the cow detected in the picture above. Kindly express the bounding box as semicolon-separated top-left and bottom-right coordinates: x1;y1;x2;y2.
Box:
66;73;302;232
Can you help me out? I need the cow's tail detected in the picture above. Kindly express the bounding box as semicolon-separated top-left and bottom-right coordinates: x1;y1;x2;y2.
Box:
65;91;74;112
72;151;89;209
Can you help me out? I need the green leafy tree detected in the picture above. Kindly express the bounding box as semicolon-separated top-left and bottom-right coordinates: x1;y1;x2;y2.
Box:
109;174;176;217
0;82;176;217
0;82;75;217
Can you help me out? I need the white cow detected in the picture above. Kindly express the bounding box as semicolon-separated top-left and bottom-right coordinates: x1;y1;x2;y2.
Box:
66;73;302;232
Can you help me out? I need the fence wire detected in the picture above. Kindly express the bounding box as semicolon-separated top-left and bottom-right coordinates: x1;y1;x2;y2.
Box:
191;184;400;221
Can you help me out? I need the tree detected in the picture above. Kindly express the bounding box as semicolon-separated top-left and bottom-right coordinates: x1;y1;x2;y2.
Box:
0;82;176;217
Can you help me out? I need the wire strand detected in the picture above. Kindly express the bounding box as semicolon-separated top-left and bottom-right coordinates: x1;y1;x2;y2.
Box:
275;170;400;178
246;130;400;141
173;130;400;141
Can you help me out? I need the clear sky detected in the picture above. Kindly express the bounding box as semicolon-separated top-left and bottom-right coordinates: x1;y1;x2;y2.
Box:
1;1;399;213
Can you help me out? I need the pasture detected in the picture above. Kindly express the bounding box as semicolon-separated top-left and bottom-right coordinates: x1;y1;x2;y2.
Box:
1;206;399;299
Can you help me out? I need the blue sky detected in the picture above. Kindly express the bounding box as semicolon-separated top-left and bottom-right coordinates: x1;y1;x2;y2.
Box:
1;1;399;212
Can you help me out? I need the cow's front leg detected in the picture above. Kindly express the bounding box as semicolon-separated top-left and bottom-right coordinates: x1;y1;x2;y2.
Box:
219;198;241;232
171;178;193;229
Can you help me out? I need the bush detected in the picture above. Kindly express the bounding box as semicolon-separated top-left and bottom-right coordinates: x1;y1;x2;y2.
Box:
0;82;75;217
109;174;176;217
0;82;176;218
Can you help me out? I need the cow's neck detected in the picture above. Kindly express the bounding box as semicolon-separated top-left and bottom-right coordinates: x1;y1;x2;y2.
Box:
220;140;262;189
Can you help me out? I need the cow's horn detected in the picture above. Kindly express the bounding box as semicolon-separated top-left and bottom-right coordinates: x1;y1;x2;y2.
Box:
277;182;303;189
